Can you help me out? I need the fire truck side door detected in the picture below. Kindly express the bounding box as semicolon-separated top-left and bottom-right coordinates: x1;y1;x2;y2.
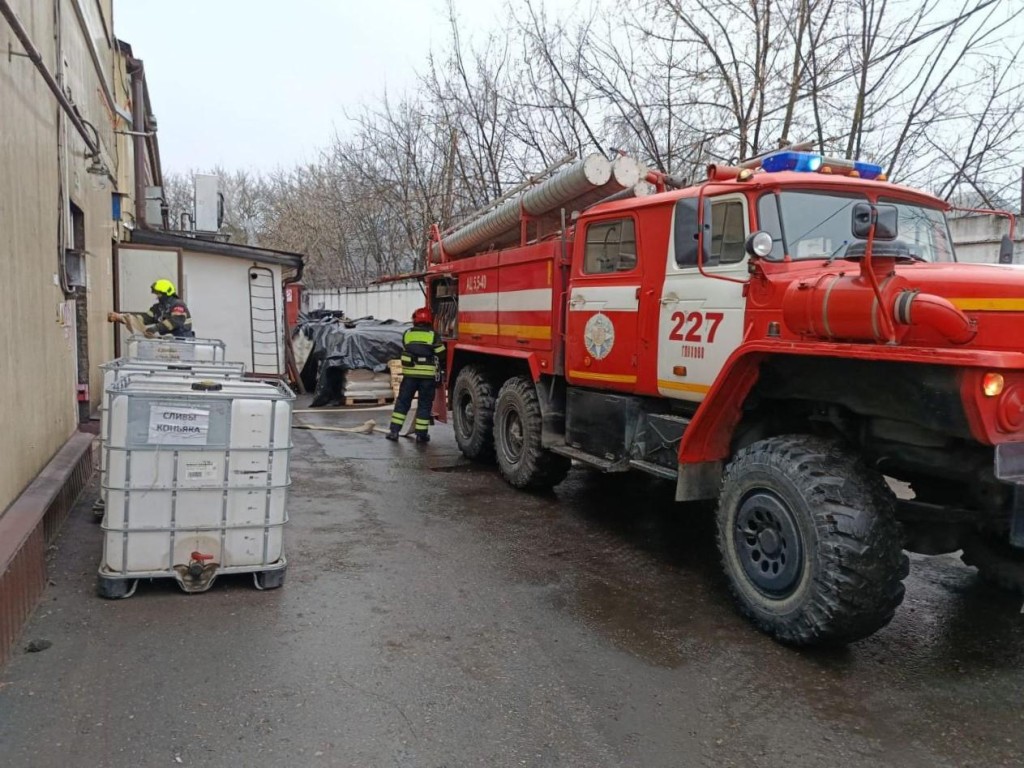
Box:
657;193;749;402
565;215;642;392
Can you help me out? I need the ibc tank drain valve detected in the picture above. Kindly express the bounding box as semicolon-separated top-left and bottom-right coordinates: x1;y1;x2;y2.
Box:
188;551;214;579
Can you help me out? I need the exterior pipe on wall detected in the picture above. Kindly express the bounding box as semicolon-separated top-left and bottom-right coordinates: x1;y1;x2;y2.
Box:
0;0;102;159
127;57;147;228
67;0;132;125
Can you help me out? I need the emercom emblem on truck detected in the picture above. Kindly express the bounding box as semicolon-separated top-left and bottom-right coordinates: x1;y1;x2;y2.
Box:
583;312;615;360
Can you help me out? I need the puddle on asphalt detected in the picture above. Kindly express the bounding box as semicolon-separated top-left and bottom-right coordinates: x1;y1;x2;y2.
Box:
429;463;495;474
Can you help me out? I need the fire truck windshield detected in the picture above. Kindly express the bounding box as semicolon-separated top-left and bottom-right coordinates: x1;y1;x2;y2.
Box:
756;190;955;262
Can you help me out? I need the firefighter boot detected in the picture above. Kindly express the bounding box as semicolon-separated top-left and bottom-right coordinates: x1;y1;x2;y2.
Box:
385;425;400;442
415;431;430;445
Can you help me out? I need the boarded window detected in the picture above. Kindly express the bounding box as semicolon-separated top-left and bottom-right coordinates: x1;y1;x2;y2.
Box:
584;218;637;274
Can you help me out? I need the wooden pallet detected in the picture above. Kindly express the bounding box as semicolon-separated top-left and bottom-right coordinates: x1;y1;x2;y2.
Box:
389;360;404;398
344;395;394;406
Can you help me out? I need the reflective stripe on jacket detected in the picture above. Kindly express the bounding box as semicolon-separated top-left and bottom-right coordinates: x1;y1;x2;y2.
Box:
400;325;445;378
141;296;194;338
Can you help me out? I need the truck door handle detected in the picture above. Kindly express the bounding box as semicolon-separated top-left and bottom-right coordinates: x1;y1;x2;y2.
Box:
570;294;585;308
660;293;679;305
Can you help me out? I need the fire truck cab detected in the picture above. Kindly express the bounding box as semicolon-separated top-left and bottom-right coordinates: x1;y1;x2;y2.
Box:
426;150;1024;646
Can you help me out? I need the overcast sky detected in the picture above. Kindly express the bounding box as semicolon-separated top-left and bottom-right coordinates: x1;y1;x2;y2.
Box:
114;0;525;174
115;0;1020;177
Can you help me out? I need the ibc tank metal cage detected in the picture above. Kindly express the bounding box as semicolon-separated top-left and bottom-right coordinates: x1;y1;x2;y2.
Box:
95;359;249;512
99;377;295;597
125;334;227;362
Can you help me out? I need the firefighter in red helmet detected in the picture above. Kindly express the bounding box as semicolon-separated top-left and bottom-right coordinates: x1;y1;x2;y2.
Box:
387;307;445;443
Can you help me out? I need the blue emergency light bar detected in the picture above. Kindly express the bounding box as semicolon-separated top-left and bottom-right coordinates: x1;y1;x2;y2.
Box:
758;151;887;180
852;161;884;180
761;151;823;173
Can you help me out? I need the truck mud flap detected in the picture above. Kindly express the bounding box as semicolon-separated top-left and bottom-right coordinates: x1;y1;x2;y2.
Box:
994;443;1024;547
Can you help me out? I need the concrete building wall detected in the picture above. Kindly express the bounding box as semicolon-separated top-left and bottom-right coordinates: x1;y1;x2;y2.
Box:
949;214;1024;264
0;0;120;514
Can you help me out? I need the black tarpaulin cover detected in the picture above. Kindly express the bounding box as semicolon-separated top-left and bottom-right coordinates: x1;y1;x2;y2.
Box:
297;317;411;406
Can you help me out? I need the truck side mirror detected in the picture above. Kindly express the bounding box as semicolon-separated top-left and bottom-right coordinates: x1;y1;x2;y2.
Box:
851;202;898;241
998;233;1015;264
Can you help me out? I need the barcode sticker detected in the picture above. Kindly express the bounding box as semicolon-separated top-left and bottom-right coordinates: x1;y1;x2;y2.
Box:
184;460;218;483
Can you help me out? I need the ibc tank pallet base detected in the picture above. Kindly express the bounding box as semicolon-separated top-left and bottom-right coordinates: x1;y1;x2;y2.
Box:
97;559;287;599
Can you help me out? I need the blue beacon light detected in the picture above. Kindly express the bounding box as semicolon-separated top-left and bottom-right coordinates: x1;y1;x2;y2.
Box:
853;161;884;180
761;151;823;173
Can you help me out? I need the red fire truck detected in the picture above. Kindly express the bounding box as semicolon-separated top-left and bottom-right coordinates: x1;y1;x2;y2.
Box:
423;150;1023;645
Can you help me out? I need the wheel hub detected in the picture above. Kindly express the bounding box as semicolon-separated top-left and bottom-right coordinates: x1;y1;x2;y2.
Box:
734;491;804;598
501;410;524;463
456;393;475;438
758;528;781;556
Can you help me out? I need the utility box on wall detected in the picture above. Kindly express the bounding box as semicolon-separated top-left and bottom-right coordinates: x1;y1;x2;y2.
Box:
194;175;221;233
145;187;165;228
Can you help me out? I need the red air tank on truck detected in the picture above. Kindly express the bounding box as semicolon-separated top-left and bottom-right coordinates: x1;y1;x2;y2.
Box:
421;149;1024;646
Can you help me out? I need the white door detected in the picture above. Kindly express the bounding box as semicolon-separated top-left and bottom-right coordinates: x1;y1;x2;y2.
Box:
117;245;181;355
657;193;749;402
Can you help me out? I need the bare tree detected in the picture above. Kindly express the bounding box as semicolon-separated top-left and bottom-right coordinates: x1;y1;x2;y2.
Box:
158;0;1024;287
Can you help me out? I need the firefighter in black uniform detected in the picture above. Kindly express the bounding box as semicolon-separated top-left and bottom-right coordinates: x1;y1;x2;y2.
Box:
108;278;195;337
386;307;445;444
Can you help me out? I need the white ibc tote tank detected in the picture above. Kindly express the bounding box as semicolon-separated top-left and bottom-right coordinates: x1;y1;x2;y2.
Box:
99;377;294;597
95;359;248;509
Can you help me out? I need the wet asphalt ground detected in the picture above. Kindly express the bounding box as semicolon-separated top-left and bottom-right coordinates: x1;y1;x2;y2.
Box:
2;402;1023;768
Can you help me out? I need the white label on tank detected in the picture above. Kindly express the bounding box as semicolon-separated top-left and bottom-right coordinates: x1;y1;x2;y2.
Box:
148;406;210;445
153;344;183;360
184;459;218;482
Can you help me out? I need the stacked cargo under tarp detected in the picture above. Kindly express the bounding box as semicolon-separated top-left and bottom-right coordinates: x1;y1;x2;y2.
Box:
343;369;396;405
294;318;410;407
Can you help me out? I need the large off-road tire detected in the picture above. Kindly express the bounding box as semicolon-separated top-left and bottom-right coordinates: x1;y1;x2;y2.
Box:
717;435;908;646
493;376;571;490
961;532;1024;593
451;365;496;461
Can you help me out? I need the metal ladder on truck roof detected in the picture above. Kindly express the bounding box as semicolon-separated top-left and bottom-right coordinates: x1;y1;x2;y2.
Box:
248;266;283;377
